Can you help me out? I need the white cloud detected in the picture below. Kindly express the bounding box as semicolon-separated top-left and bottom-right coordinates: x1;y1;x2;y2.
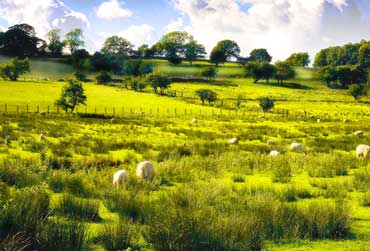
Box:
165;17;185;32
172;0;370;61
96;0;132;20
118;24;157;47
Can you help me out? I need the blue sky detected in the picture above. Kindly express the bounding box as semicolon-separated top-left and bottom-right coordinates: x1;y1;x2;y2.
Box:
0;0;370;61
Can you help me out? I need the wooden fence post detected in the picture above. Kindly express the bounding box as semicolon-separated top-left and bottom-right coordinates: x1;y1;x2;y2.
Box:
27;104;29;113
37;105;39;113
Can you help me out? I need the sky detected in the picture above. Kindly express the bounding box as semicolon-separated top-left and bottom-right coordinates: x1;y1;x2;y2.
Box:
0;0;370;61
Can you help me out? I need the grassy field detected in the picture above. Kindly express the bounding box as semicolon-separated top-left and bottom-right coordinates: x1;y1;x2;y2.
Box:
1;58;370;251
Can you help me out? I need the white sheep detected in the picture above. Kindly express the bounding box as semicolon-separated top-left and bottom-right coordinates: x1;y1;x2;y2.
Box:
192;118;198;123
356;144;370;159
113;170;128;189
110;117;116;123
291;142;304;152
39;133;46;142
269;150;280;157
228;137;239;145
355;131;364;137
267;140;275;145
136;161;155;181
317;119;321;123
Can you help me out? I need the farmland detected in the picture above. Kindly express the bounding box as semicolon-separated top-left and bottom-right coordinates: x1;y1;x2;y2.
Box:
1;58;370;251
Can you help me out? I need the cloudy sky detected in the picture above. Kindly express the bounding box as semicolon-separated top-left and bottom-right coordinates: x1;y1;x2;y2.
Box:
0;0;369;61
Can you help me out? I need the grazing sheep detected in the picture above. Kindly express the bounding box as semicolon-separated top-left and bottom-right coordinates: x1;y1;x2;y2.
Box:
39;133;46;142
267;140;275;145
113;170;128;189
136;161;155;181
228;137;239;145
343;119;348;123
356;144;370;159
110;117;116;123
317;119;321;123
269;150;280;156
192;118;198;123
291;142;304;152
355;131;364;137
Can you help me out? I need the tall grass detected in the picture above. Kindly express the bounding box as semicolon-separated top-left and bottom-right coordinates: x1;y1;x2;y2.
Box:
56;195;101;222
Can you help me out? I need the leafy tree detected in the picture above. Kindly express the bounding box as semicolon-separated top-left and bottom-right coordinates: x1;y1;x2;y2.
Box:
90;52;124;73
137;44;154;58
258;97;275;112
46;29;64;57
127;76;148;92
184;40;206;64
96;71;112;85
285;52;310;67
210;48;227;66
195;89;217;105
154;31;193;64
317;66;338;86
0;24;44;57
70;49;90;70
358;43;370;68
260;63;276;83
64;28;85;54
274;61;295;84
102;36;134;56
249;49;272;63
201;67;217;81
336;65;367;88
0;57;30;81
245;62;263;83
56;80;87;113
148;73;172;95
349;84;368;101
122;60;153;77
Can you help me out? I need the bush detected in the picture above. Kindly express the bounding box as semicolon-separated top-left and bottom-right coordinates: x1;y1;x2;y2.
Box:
271;157;292;183
258;97;275;112
96;71;112;85
362;192;370;207
195;89;217;106
57;195;100;222
306;154;349;178
201;67;217;81
98;218;139;251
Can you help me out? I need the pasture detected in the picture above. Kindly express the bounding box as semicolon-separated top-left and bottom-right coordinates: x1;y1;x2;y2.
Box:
1;58;370;251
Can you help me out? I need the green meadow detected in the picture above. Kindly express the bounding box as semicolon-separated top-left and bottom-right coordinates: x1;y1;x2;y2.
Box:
1;58;370;251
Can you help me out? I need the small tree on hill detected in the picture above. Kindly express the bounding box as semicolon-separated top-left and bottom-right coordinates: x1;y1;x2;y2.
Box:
56;80;87;113
201;67;217;81
274;61;295;84
258;97;275;112
349;84;368;101
195;89;217;105
128;76;147;92
245;62;263;83
96;71;112;85
148;73;171;95
0;57;30;81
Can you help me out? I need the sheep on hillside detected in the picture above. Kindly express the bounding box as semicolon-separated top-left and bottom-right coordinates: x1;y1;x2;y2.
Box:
228;137;239;145
291;142;304;152
192;118;198;123
136;161;155;181
356;144;370;159
39;133;46;142
113;170;128;189
269;150;280;157
355;131;364;137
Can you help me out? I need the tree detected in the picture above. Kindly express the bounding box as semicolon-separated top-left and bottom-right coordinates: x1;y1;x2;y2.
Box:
258;97;275;112
0;57;30;81
245;62;263;83
336;65;367;88
317;66;338;86
210;40;240;65
96;71;112;85
274;61;295;84
122;60;153;77
349;84;368;101
148;73;172;95
201;67;217;81
154;31;194;64
69;49;90;81
101;36;134;56
138;44;154;58
64;28;84;54
0;24;44;57
249;49;272;63
46;29;64;57
127;76;147;92
358;43;370;68
285;52;310;67
56;80;87;113
184;40;206;64
90;52;124;73
195;89;217;105
210;48;227;66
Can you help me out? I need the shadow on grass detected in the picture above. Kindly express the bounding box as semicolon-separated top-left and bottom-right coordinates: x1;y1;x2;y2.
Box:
172;78;238;87
255;81;312;90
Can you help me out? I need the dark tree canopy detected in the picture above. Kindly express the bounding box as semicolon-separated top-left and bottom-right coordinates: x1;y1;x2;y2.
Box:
46;29;64;57
122;60;153;77
64;28;85;54
249;49;272;63
0;57;30;81
285;52;310;67
201;67;217;81
184;40;206;64
101;36;134;56
317;65;367;88
210;40;240;65
274;61;296;84
195;89;217;105
210;48;227;66
56;80;87;113
245;62;276;83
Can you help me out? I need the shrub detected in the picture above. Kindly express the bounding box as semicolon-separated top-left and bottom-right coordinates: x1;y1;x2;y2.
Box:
57;195;100;222
258;97;275;112
96;71;112;85
195;89;217;106
98;218;139;251
201;67;217;81
271;158;292;183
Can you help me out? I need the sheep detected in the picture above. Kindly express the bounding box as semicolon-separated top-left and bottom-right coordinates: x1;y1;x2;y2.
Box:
113;170;128;189
356;144;370;159
110;117;116;123
228;137;239;145
192;118;198;123
291;142;304;152
269;150;280;156
267;140;275;145
355;131;364;137
39;132;46;142
136;161;155;181
317;118;321;123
